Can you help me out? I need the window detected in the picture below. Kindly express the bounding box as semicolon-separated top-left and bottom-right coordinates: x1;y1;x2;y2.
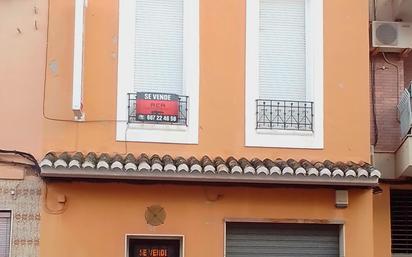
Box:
0;211;11;257
127;235;183;257
245;0;323;148
117;0;199;144
391;190;412;255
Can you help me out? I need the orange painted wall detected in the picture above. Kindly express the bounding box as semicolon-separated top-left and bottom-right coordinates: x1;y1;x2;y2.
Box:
373;184;391;257
0;0;47;158
42;0;371;162
40;184;374;257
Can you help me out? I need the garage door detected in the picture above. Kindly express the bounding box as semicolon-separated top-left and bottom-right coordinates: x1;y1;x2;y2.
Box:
226;223;340;257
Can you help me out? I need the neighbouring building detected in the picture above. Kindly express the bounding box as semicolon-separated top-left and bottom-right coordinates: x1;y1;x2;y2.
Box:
369;1;412;257
0;155;42;257
0;0;47;256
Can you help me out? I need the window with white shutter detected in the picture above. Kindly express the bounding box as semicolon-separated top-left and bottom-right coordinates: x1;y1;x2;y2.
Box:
245;0;324;148
133;0;184;95
259;0;306;101
117;0;199;144
0;211;11;257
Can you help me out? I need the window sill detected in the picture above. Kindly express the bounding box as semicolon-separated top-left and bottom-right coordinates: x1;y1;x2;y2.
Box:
256;129;313;136
246;129;323;149
116;121;198;144
127;123;188;132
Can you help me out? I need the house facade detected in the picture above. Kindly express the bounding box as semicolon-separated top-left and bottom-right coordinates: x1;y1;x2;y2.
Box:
0;0;385;257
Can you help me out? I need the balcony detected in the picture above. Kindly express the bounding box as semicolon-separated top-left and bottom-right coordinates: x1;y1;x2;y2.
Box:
256;99;314;131
394;83;412;177
127;93;188;126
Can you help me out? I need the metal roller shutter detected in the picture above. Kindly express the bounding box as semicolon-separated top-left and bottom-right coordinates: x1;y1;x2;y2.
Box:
259;0;306;101
226;223;339;257
391;190;412;254
134;0;184;95
0;211;11;257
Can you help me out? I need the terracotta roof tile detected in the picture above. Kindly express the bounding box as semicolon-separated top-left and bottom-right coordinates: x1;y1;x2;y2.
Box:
39;152;381;187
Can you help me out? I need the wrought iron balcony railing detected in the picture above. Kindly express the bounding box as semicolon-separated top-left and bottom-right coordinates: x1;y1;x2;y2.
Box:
256;99;314;131
128;93;188;126
398;85;412;139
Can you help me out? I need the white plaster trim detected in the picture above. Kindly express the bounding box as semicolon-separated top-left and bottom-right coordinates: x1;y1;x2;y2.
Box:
217;164;229;174
116;0;199;144
164;164;177;172
244;166;256;175
111;161;124;170
190;164;202;173
96;161;110;170
204;165;216;174
357;168;369;177
72;0;85;120
295;167;307;176
308;168;319;176
68;160;81;169
282;167;294;175
270;166;281;175
339;224;345;257
320;168;332;177
54;159;68;169
256;166;269;175
151;163;163;172
245;0;324;149
345;170;356;177
333;169;344;177
231;166;242;174
177;164;189;173
371;169;382;178
124;162;137;171
39;159;53;168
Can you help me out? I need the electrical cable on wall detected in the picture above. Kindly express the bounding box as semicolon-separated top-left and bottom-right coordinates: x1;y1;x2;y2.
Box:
382;52;401;106
371;58;379;147
41;0;130;155
42;0;126;124
0;149;40;175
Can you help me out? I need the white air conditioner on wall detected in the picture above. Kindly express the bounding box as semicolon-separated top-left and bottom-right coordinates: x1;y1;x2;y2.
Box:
372;21;412;51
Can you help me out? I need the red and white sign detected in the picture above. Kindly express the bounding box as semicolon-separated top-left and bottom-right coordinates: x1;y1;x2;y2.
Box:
135;92;179;123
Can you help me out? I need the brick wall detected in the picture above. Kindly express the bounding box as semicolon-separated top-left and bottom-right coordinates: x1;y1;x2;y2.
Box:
370;54;404;152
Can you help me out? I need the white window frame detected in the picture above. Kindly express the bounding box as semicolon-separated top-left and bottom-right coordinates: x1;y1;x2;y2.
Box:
0;210;12;257
245;0;324;149
116;0;199;144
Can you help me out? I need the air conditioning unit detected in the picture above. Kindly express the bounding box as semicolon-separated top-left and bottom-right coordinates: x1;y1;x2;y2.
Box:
372;21;412;50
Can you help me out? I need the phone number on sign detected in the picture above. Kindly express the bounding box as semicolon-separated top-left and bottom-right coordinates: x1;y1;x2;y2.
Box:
137;114;178;122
